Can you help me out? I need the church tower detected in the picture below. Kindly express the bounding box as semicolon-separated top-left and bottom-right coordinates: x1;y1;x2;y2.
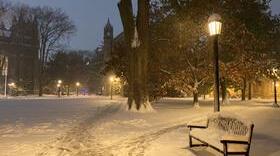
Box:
103;19;113;63
102;19;114;95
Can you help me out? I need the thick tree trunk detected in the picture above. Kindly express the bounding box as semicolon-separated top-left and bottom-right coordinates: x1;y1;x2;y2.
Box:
67;85;70;96
135;0;150;110
38;62;44;96
118;0;135;110
118;0;152;111
38;76;43;96
193;91;199;107
248;81;252;100
241;77;247;101
221;78;229;104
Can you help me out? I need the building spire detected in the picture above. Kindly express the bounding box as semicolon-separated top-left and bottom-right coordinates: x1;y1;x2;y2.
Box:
105;18;113;30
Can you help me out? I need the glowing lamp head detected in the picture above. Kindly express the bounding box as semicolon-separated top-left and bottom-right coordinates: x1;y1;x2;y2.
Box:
208;13;222;36
8;82;16;87
76;82;80;87
109;76;115;82
58;80;62;84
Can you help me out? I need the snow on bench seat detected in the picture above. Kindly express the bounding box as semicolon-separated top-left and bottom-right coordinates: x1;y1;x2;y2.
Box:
188;112;254;156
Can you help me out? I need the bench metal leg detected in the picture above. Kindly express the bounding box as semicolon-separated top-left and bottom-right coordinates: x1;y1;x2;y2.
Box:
189;135;193;147
223;143;228;156
189;135;208;148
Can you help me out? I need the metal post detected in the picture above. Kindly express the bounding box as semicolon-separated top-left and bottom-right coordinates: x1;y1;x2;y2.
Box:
213;35;220;112
4;57;8;97
58;87;61;97
274;80;278;105
110;82;113;100
76;87;79;96
4;68;7;97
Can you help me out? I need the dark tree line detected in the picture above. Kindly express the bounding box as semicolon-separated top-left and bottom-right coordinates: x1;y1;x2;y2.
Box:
45;50;93;94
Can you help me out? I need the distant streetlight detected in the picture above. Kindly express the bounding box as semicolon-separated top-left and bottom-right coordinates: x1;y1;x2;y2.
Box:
57;80;62;97
8;82;16;88
76;82;80;96
8;82;16;96
208;13;222;112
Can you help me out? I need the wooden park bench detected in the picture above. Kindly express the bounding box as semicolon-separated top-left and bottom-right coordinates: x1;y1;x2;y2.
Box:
187;112;254;156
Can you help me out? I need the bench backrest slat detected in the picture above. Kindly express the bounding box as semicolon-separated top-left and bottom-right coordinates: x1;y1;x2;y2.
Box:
208;113;251;136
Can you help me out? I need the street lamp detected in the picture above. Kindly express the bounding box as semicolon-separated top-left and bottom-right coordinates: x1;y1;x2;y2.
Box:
57;83;61;97
57;80;62;97
8;82;16;96
208;13;222;112
76;82;80;96
3;57;8;97
273;81;279;107
8;82;15;88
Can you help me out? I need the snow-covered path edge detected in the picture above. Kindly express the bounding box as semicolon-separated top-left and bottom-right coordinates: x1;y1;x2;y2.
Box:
36;103;123;156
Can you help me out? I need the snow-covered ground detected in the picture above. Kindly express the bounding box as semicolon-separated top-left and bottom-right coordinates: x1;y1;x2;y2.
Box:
0;96;279;156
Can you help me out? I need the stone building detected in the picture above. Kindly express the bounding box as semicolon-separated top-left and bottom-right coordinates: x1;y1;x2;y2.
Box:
0;18;39;95
92;19;124;96
103;19;114;63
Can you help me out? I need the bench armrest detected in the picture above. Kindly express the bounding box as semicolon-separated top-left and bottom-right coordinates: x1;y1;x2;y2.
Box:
221;140;249;144
187;117;208;130
221;135;249;144
187;125;207;129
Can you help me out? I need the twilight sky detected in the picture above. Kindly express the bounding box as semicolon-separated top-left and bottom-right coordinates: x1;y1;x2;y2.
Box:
8;0;280;51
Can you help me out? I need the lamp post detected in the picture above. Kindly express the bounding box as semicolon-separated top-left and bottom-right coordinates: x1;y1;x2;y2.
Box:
273;80;278;106
3;57;8;97
57;84;61;97
57;80;62;97
208;13;222;112
272;68;279;107
8;82;16;96
76;82;80;96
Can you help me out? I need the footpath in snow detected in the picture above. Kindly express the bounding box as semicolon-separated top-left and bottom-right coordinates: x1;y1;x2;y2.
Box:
0;97;280;156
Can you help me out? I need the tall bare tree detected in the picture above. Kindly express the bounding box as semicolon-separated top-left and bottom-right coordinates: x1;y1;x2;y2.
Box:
33;6;76;96
118;0;152;111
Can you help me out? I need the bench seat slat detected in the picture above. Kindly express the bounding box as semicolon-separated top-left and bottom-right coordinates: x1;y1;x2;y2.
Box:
188;113;254;155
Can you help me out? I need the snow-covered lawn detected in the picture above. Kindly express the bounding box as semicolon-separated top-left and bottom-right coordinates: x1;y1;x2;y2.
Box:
0;96;279;156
